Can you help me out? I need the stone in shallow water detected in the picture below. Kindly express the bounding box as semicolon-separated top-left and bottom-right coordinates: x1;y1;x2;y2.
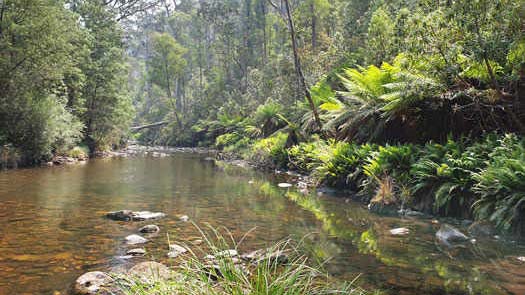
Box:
167;244;187;258
125;234;148;245
106;210;165;221
277;183;293;188
436;224;469;247
390;227;410;236
179;215;190;222
126;248;146;256
73;271;114;295
215;249;238;258
139;224;160;233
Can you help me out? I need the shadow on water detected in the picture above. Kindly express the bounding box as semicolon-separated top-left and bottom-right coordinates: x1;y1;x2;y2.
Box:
0;153;524;294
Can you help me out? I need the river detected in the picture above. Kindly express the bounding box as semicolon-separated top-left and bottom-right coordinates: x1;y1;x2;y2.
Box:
0;152;524;294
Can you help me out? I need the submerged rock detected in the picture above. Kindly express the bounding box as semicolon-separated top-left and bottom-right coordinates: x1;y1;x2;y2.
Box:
368;202;398;215
138;224;160;233
106;210;166;221
125;234;148;245
73;271;115;295
468;221;496;237
390;227;410;236
436;224;469;247
126;248;146;256
128;261;173;283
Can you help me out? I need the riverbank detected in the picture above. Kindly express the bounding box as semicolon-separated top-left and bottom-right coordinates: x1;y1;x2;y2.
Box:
213;132;525;236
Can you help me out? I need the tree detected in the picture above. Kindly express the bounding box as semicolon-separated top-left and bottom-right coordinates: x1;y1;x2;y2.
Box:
148;32;187;128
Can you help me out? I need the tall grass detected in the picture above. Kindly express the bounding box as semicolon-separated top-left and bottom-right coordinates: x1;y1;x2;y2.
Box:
116;225;368;295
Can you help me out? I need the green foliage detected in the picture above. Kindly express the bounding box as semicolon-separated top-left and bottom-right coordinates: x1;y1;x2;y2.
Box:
250;133;289;169
287;139;328;174
118;225;367;295
362;144;416;198
315;142;378;188
473;134;525;232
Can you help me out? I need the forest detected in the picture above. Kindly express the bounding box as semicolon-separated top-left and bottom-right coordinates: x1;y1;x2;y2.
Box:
1;0;525;294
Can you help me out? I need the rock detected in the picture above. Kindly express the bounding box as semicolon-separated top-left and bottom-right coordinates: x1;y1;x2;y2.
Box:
106;210;165;221
131;211;166;221
277;183;293;188
297;181;308;189
436;224;469;247
390;227;410;236
125;234;148;245
107;210;134;221
73;271;114;295
167;244;187;258
215;249;238;258
368;202;398;215
468;221;496;237
517;256;525;262
179;215;189;222
128;261;173;283
241;249;288;265
126;248;146;256
399;209;426;218
139;224;160;233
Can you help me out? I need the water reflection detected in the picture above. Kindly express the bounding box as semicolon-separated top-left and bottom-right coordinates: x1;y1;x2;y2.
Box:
0;154;524;294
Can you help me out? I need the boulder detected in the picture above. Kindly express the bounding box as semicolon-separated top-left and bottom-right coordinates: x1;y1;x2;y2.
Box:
436;224;469;247
139;225;160;233
128;261;173;283
125;234;148;245
73;271;114;295
106;210;165;221
179;215;190;222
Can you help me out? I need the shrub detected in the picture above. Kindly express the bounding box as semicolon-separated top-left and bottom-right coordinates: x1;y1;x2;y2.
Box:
363;144;417;202
315;141;378;188
287;140;329;174
472;134;525;233
410;139;482;216
215;133;242;150
250;133;289;168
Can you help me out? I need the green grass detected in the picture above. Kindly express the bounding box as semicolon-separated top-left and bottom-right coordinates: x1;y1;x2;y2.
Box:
115;225;368;295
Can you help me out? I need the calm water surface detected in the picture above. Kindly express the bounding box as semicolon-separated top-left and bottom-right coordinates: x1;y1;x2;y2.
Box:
1;153;525;294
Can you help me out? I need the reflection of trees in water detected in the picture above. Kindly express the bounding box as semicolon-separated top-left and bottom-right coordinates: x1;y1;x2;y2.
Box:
276;189;507;294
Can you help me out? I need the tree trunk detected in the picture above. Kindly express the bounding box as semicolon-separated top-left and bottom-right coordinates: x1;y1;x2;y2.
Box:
282;0;322;130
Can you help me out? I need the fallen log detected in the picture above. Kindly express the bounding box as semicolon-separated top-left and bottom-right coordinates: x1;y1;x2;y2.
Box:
130;121;168;131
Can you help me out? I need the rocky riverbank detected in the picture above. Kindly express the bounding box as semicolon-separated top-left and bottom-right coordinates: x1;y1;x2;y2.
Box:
72;209;291;295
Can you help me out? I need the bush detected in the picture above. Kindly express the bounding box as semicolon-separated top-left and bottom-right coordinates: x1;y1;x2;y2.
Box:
315;142;378;188
287;140;328;174
473;134;525;233
363;144;417;202
250;133;288;169
215;133;242;150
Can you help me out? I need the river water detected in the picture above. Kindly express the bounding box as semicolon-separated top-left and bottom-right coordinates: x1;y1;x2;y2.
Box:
0;152;524;294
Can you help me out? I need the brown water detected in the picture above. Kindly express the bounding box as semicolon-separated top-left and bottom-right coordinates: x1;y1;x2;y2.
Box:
0;153;525;294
